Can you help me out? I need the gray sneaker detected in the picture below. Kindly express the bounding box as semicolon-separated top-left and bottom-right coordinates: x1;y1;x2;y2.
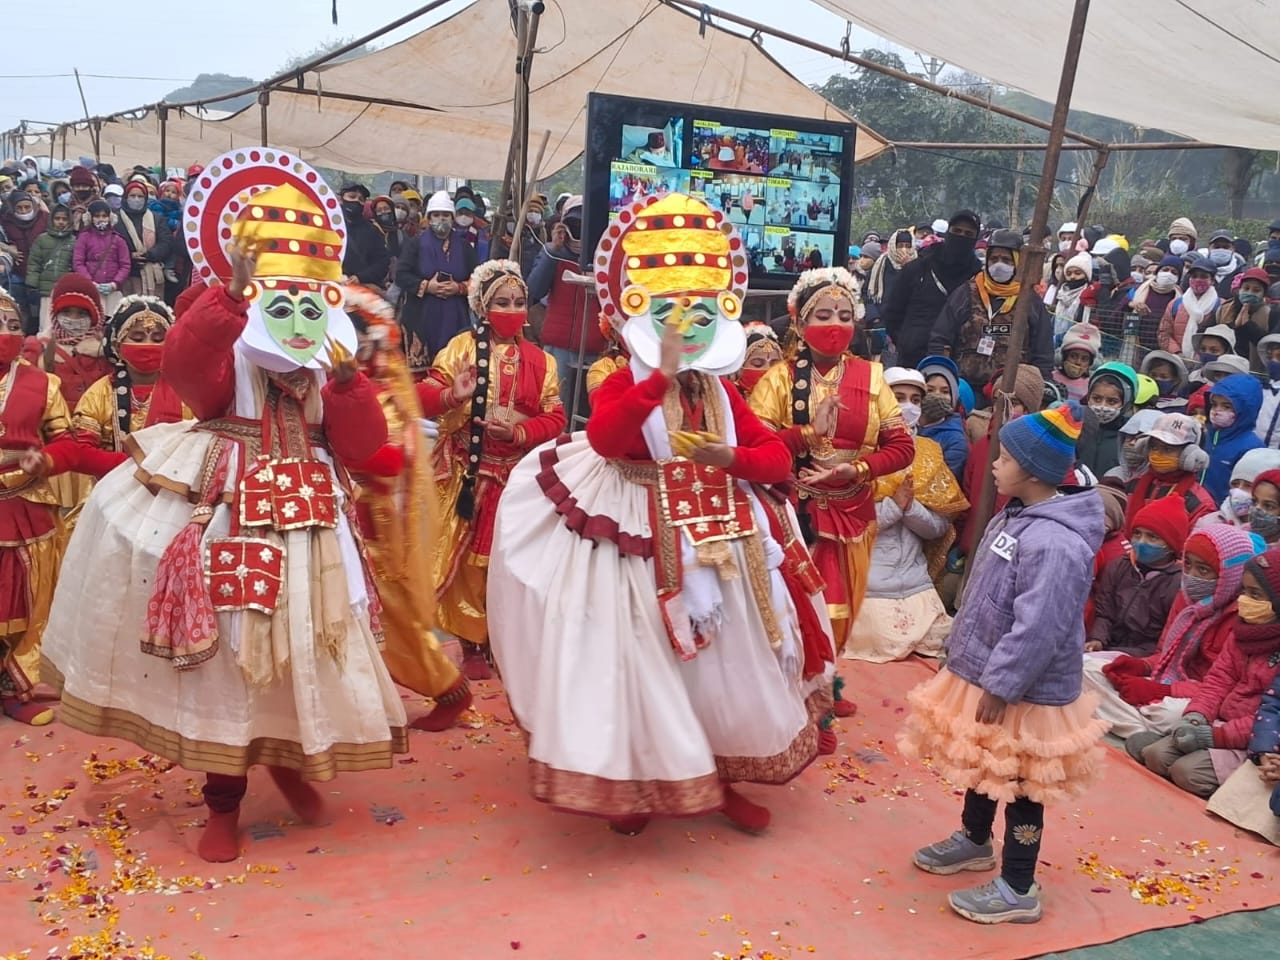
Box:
912;830;997;875
948;877;1042;924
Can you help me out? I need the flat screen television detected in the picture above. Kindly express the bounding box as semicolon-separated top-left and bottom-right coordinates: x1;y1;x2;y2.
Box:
582;92;856;291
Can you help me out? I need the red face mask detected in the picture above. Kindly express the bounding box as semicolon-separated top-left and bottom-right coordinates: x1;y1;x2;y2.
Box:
802;323;854;358
119;342;164;373
488;310;527;339
738;367;768;392
0;333;21;365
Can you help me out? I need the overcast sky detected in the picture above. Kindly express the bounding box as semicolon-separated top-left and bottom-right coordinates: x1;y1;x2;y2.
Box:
2;0;901;130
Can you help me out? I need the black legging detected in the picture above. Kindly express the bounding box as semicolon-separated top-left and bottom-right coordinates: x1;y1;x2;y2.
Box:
961;788;1045;894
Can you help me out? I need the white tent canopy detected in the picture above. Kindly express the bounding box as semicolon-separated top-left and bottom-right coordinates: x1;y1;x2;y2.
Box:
17;0;886;176
812;0;1280;152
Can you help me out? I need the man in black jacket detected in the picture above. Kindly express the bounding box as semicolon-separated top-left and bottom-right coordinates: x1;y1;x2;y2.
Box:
882;210;980;367
339;183;391;288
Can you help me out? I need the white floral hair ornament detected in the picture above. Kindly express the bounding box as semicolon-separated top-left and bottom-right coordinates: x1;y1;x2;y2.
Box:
468;259;526;317
787;266;866;324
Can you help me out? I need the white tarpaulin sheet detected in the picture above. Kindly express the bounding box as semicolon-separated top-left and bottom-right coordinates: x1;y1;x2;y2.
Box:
812;0;1279;151
21;0;886;175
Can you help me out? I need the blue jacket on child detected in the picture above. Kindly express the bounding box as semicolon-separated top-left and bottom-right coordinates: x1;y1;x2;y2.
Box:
1247;681;1280;816
1203;373;1263;504
946;487;1104;706
918;413;969;481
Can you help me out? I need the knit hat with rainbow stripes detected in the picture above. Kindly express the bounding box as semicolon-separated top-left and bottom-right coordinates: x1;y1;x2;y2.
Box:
1000;399;1084;485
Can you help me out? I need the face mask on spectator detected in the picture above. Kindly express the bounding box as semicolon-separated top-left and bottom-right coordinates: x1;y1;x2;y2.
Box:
1188;277;1213;296
106;196;122;211
395;208;407;223
125;196;146;212
1153;270;1178;291
1181;572;1215;602
1240;291;1264;307
429;216;451;238
1133;541;1171;568
898;401;921;428
1089;403;1121;424
1169;239;1190;256
55;192;71;206
987;262;1015;283
1250;507;1280;541
1208;248;1233;266
1228;487;1253;520
455;214;474;229
376;212;396;228
15;209;35;222
92;217;110;231
1130;270;1145;284
527;212;543;227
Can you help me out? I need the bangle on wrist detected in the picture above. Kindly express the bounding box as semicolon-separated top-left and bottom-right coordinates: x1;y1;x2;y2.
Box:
512;423;526;446
800;424;816;448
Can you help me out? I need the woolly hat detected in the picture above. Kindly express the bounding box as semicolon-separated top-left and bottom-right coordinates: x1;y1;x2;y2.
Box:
1193;323;1237;353
918;354;960;401
1245;549;1280;614
49;273;103;326
1168;217;1198;242
1157;254;1184;273
123;178;149;197
68;166;95;187
861;240;882;259
1065;251;1093;276
1183;524;1259;581
339;182;370;200
1060;322;1101;359
1238;266;1271;289
1007;363;1045;413
425;190;453;215
1231;448;1280;486
999;399;1084;485
527;194;546;215
1130;495;1190;552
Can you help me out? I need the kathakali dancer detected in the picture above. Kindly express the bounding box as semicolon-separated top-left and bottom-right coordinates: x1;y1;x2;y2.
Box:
750;267;916;716
488;194;834;835
32;296;191;482
416;259;566;680
0;288;70;726
344;286;471;730
42;148;406;863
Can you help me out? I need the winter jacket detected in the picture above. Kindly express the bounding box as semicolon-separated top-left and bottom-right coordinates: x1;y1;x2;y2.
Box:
25;228;76;297
341;213;391;287
1157;293;1220;356
73;229;131;287
1123;469;1217;532
946;487;1104;705
528;246;605;356
1202;373;1264;503
866;480;952;601
882;246;978;368
0;206;49;271
1258;379;1280;448
1247;681;1280;756
1087;554;1181;657
917;413;968;480
115;208;172;276
1187;633;1280;750
928;278;1055;394
1079;415;1127;479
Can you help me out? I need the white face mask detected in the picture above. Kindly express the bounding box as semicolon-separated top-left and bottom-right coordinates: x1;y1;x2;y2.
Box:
1229;487;1253;520
898;401;921;428
1169;239;1189;256
57;314;91;337
125;196;147;212
1090;403;1122;424
987;261;1015;283
455;214;474;228
1154;270;1178;291
1208;248;1233;266
526;212;543;226
1059;239;1073;252
1131;270;1146;284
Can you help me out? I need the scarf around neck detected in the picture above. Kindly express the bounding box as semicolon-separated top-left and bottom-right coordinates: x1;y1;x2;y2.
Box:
1179;286;1221;357
974;271;1020;317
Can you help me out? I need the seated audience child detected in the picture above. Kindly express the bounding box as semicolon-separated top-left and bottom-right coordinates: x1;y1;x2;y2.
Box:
1122;413;1215;530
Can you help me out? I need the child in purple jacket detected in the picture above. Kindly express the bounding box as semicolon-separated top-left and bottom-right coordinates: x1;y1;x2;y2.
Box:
899;400;1109;925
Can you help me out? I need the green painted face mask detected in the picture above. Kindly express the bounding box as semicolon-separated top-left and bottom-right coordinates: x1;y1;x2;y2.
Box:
262;289;327;366
650;295;719;365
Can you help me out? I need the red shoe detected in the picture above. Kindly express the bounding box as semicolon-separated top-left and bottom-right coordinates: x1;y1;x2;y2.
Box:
2;696;54;726
721;785;770;833
267;766;327;825
833;698;857;718
409;681;472;732
462;649;493;681
817;726;837;755
197;809;241;863
608;815;650;836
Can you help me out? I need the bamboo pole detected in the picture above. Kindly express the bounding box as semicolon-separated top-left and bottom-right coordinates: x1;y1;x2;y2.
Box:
73;69;99;156
258;91;270;145
1070;148;1113;246
969;0;1094;559
511;129;550;264
159;106;168;170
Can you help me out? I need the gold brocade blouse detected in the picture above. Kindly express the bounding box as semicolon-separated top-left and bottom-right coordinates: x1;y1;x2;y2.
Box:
586;355;629;396
748;358;900;454
429;333;562;440
0;369;70;507
71;376;194;452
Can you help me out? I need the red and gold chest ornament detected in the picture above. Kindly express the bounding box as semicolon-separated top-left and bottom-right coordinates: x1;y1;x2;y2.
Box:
592;193;748;376
181;147;356;374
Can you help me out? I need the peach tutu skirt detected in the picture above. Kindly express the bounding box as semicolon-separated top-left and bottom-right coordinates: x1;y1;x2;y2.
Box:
898;668;1109;804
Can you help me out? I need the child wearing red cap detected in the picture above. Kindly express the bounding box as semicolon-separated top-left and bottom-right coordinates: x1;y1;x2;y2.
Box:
1128;547;1280;798
901;400;1108;924
1085;496;1188;657
1087;524;1258;740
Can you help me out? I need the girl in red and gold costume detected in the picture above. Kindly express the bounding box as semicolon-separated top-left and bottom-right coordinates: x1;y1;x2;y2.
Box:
0;288;70;726
750;268;916;716
417;259;566;680
735;321;783;398
43;149;406;864
22;274;114;512
31;296;191;482
489;194;834;836
585;310;629;405
344;287;471;730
